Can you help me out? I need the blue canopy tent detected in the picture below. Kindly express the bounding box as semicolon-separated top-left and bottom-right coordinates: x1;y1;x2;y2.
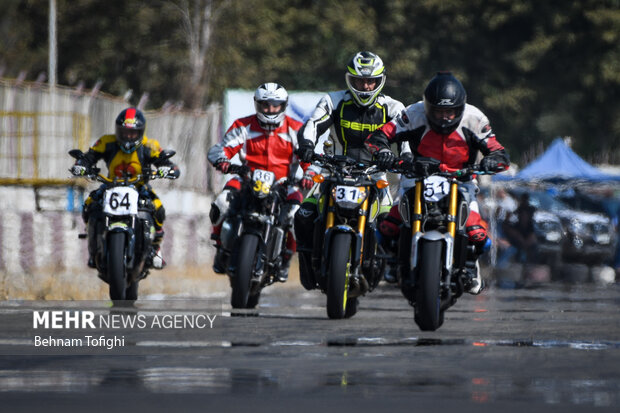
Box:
495;138;620;182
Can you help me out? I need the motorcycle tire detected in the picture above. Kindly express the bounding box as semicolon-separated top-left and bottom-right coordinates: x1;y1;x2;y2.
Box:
414;239;443;331
107;232;127;302
231;233;259;309
326;232;351;319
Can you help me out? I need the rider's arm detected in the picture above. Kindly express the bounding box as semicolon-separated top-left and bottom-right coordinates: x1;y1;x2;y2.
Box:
207;118;250;166
146;137;181;177
297;93;337;147
76;135;113;167
462;105;510;168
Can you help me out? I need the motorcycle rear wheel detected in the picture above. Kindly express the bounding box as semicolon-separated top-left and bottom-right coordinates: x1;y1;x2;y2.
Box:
107;232;127;302
231;234;259;309
414;240;443;331
326;233;351;319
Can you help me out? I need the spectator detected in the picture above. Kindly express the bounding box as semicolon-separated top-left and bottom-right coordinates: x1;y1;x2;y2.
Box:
497;193;537;268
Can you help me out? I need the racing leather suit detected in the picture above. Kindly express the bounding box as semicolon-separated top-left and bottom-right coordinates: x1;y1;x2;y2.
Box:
207;114;306;274
365;101;509;251
76;134;179;263
295;91;409;252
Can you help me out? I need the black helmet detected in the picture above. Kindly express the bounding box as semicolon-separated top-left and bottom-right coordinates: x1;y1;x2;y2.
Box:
423;72;466;134
115;107;146;153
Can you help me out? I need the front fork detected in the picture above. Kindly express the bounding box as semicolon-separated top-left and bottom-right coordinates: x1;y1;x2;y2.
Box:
409;179;459;292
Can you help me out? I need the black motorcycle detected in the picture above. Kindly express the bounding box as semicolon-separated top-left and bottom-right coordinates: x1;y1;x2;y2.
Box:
216;165;296;309
69;149;176;303
393;160;499;331
298;154;388;319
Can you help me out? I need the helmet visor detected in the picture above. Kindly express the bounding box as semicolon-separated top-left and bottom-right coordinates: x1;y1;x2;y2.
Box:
346;74;383;93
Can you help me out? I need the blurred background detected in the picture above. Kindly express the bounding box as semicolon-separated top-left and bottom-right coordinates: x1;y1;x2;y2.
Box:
0;0;619;296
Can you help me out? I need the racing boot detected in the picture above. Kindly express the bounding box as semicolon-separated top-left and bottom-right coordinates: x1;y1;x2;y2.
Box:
276;249;294;283
210;223;227;274
149;229;166;270
87;219;97;269
464;260;484;295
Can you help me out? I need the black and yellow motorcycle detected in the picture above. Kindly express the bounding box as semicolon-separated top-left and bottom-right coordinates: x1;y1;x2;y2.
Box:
299;154;389;319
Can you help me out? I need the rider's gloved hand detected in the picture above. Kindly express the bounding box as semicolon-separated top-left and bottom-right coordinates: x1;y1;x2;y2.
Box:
375;149;396;170
296;139;315;163
480;155;505;172
300;170;316;190
214;158;231;173
394;154;414;172
71;165;88;176
157;166;171;178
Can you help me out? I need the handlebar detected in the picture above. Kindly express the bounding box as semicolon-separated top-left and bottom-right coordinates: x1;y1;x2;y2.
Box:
390;162;503;180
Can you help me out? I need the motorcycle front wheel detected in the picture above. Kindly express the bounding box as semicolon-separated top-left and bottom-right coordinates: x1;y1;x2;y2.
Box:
326;232;351;319
107;232;127;302
231;233;259;309
414;239;443;331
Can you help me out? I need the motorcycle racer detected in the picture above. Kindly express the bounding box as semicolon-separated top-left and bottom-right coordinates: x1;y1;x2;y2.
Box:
365;71;510;294
294;51;410;283
207;82;308;282
71;107;180;270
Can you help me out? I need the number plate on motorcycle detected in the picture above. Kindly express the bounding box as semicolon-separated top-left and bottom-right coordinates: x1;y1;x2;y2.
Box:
103;187;139;215
423;176;450;202
252;169;275;194
334;185;367;207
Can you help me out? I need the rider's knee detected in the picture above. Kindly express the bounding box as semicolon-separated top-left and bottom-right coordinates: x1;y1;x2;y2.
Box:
378;205;402;239
154;205;166;229
210;190;232;226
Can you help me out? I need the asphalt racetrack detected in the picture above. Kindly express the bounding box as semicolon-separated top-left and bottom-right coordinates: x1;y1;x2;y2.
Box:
0;268;619;413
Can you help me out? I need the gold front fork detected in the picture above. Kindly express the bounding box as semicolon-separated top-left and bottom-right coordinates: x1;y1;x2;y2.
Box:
447;181;458;238
325;196;335;229
357;196;369;261
412;181;423;235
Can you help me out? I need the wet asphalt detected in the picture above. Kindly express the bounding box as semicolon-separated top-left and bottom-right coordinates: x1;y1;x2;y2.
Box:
0;280;619;412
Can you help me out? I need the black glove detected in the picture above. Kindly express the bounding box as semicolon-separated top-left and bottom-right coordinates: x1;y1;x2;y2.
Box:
394;157;414;172
375;150;396;170
296;139;315;163
480;155;504;172
214;158;231;173
71;165;88;177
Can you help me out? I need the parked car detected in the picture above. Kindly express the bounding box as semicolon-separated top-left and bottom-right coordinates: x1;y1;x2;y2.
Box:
508;188;617;265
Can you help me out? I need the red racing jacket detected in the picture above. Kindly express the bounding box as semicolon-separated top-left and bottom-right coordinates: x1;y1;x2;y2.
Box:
208;114;307;180
365;101;509;172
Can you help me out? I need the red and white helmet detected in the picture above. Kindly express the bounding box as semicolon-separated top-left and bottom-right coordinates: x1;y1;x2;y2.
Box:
254;82;288;130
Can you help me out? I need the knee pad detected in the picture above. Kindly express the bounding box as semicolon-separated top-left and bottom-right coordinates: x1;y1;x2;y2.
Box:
154;205;166;228
467;224;490;255
210;191;231;225
378;205;402;238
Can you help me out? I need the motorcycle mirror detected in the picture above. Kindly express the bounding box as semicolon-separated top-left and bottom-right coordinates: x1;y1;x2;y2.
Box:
68;149;84;159
159;149;176;161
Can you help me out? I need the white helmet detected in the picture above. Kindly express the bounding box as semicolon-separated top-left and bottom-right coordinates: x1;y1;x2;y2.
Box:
345;51;386;107
254;82;288;130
